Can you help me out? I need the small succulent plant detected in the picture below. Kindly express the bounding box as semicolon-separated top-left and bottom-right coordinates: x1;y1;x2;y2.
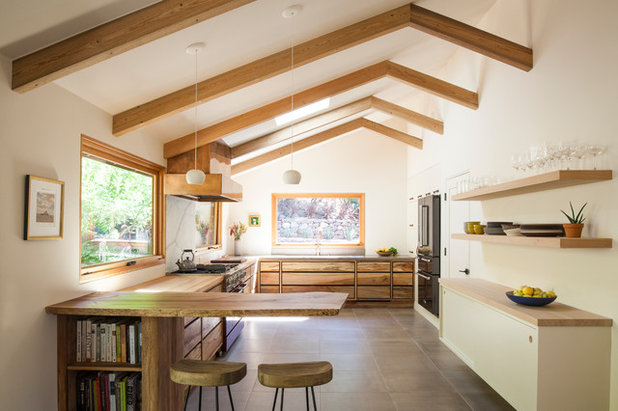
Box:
560;202;587;224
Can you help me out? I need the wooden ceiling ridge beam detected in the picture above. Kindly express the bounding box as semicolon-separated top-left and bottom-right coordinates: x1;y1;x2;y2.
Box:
231;116;423;175
408;4;533;72
163;61;389;159
369;96;443;135
12;0;256;93
113;4;413;136
230;96;373;159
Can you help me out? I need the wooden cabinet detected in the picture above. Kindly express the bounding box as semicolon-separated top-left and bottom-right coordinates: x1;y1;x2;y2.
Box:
258;258;415;303
183;317;202;356
440;280;612;411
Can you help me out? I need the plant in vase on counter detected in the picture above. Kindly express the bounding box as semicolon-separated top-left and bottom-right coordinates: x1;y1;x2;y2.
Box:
560;201;586;238
229;222;247;240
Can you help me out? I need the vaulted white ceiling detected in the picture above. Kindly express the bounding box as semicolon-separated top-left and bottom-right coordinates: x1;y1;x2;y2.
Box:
0;0;497;149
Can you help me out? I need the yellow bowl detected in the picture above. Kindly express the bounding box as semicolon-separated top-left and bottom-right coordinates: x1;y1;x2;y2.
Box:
473;224;486;234
466;221;480;233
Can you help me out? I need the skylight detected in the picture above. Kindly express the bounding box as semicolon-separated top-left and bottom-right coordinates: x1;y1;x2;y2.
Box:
274;98;331;126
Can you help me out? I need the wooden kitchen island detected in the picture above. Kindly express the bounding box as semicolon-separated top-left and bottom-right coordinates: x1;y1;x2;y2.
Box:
46;290;347;411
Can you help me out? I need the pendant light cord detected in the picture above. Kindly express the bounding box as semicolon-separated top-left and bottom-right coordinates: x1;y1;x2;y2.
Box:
290;34;295;169
194;50;198;170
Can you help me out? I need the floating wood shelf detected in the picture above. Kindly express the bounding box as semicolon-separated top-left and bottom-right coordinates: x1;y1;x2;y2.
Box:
67;362;142;372
452;233;612;248
452;170;612;201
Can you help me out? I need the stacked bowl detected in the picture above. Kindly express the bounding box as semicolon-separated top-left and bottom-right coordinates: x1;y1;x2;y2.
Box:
485;221;513;235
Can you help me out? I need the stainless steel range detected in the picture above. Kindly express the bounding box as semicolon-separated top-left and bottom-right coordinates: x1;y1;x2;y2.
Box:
173;263;246;292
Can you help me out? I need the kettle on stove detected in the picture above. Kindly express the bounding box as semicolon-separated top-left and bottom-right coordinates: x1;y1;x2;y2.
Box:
176;249;197;271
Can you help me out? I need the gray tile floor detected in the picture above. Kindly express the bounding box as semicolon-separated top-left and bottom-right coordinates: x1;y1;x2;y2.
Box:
187;308;514;410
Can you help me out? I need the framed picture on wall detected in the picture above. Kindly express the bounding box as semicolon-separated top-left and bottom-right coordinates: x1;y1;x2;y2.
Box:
24;175;64;240
249;214;261;227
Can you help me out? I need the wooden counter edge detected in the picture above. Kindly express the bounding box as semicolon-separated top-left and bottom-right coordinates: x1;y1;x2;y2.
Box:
440;278;612;327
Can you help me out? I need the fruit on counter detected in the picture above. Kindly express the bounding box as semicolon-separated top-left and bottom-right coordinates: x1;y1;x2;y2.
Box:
512;285;557;299
376;247;398;256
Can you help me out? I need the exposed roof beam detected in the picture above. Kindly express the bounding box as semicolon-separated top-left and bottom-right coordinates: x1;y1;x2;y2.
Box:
112;5;412;135
11;0;255;93
164;61;464;158
231;117;422;175
408;4;532;72
370;96;443;134
231;97;373;159
359;118;422;149
163;62;388;158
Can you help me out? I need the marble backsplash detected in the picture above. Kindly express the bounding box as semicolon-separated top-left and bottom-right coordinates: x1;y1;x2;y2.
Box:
166;196;224;272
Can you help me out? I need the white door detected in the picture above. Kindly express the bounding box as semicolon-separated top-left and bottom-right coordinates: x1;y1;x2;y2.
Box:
445;173;470;278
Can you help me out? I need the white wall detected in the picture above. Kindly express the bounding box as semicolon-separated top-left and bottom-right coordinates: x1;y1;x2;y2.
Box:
228;128;409;256
406;0;618;408
0;55;167;409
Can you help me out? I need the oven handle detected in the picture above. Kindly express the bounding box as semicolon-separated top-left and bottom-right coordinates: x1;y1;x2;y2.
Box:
232;283;248;293
417;272;432;281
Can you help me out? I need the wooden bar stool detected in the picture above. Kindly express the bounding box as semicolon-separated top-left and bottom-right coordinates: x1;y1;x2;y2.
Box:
257;361;333;411
170;360;247;411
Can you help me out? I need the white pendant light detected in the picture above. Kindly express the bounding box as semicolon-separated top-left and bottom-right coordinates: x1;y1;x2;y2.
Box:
185;42;206;185
282;6;302;185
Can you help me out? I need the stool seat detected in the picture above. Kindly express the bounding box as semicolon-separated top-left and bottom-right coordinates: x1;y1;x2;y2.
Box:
171;360;247;387
258;361;333;389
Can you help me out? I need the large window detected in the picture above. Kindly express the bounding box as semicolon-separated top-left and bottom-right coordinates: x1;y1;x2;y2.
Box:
80;135;165;281
272;193;365;247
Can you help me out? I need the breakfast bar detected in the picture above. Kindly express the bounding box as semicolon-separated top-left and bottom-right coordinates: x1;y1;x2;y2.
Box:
46;291;347;411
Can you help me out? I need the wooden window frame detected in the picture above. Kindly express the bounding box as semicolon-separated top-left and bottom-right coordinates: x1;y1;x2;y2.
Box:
80;135;165;282
271;193;365;248
195;202;223;251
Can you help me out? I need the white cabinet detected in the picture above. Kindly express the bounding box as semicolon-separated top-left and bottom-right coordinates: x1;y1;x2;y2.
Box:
440;280;611;411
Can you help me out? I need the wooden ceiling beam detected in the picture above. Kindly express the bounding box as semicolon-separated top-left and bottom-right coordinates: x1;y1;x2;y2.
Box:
386;61;478;109
408;4;533;72
230;97;373;159
113;5;412;136
11;0;255;93
163;62;388;158
231;116;422;175
370;96;443;134
359;118;423;149
231;119;365;175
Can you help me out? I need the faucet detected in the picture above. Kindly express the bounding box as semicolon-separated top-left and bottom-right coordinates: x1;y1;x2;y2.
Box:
315;229;322;256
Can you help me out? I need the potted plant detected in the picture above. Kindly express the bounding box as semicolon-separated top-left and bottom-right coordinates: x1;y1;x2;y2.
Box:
560;202;586;238
229;222;247;255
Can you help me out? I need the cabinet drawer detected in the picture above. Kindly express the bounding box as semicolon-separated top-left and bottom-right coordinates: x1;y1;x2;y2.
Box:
183;316;198;327
393;273;413;286
260;286;280;293
393;286;413;299
281;261;354;272
202;317;221;336
260;261;280;272
202;323;223;360
357;272;391;285
185;342;202;360
183;318;202;356
282;272;354;285
357;262;390;272
282;285;354;300
393;261;414;272
357;286;391;299
260;272;280;285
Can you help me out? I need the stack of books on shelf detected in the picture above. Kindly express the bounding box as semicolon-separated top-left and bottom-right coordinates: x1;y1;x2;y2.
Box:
77;371;141;411
76;318;142;364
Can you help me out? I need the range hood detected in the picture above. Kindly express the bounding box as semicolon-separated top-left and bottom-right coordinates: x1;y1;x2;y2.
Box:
164;142;242;202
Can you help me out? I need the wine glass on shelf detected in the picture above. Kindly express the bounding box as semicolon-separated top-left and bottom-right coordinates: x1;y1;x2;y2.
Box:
587;145;606;169
572;145;587;169
511;154;523;176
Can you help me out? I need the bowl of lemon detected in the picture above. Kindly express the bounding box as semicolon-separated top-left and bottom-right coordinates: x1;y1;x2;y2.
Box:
376;247;397;257
506;286;557;306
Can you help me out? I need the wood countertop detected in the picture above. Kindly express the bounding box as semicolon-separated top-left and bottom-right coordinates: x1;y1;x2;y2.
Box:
121;274;224;293
257;255;415;261
45;291;347;317
440;278;612;327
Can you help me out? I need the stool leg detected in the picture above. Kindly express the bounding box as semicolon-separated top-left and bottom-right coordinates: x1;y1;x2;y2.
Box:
227;385;235;411
183;386;192;411
198;386;203;411
216;386;219;411
305;387;309;411
311;387;317;411
280;388;285;411
271;388;279;411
